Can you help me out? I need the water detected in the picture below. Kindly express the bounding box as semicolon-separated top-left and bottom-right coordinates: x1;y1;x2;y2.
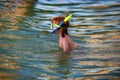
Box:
0;0;120;80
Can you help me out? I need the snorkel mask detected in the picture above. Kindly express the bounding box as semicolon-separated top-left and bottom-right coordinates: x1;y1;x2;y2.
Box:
50;14;72;34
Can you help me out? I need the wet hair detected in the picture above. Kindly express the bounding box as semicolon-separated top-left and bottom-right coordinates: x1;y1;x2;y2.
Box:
51;16;70;38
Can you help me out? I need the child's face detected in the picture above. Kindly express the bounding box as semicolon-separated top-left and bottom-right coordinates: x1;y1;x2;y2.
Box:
55;28;62;34
51;17;68;35
51;21;62;34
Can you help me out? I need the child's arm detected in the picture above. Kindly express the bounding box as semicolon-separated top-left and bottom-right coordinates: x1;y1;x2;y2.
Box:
62;40;69;52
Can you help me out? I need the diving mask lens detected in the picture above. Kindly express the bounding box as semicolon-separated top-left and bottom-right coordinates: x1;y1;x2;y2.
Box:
50;23;60;30
50;23;53;29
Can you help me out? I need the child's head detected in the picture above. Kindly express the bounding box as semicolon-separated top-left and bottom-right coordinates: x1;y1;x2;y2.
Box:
51;16;70;37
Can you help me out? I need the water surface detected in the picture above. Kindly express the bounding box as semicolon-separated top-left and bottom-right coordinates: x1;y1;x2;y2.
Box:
0;0;120;80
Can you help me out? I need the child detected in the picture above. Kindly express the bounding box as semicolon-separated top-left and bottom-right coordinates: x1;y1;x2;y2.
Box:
50;15;77;52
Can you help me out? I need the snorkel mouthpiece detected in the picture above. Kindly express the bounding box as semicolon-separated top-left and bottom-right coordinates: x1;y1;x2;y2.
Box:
51;14;72;34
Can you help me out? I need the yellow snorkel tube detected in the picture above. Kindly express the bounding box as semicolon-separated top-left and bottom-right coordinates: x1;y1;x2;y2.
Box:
64;14;72;22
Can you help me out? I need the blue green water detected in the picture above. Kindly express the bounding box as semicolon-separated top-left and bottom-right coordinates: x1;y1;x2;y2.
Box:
0;0;120;80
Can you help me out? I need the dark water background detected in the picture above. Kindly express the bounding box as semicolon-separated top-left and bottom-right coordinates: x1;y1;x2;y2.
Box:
0;0;120;80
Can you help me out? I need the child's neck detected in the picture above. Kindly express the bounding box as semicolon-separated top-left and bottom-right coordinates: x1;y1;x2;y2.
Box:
59;33;69;38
